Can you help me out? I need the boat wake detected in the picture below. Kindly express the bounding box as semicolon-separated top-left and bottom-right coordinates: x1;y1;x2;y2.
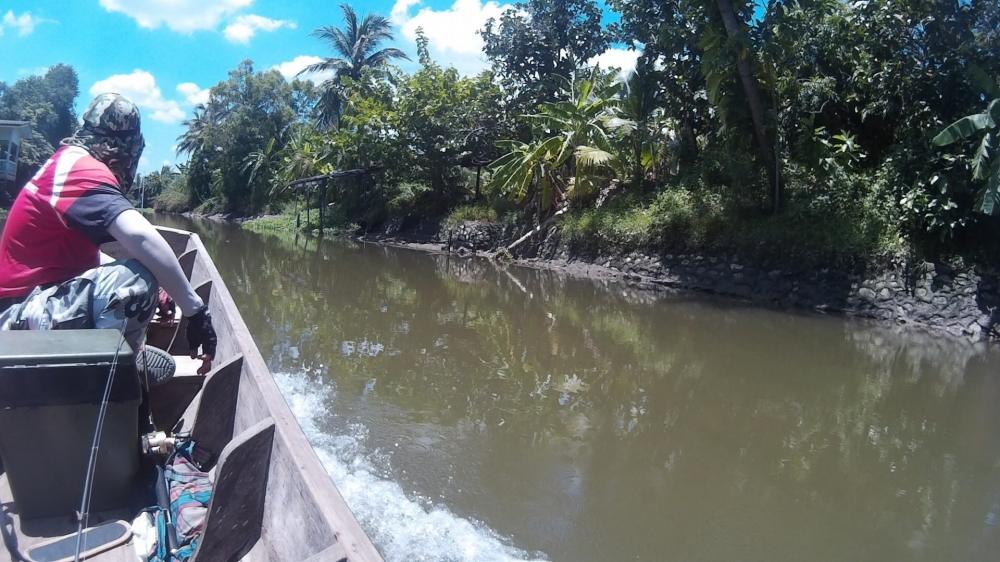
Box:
274;370;549;562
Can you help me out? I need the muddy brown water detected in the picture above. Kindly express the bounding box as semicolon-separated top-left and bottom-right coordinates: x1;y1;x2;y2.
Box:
152;213;1000;562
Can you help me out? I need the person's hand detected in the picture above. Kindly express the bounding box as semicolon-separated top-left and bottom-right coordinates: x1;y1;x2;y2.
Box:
186;307;217;374
154;288;176;325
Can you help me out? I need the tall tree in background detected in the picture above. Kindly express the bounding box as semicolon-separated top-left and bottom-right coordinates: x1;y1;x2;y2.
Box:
302;4;409;127
0;64;80;186
609;0;706;165
708;0;781;210
481;0;609;118
175;61;312;213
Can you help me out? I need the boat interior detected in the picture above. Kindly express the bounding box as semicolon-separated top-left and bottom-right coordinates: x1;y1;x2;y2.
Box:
0;227;382;562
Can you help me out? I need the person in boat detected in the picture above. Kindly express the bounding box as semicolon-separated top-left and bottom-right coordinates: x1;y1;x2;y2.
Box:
0;93;215;374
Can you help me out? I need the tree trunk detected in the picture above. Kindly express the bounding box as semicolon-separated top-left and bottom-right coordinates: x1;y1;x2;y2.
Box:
714;0;782;211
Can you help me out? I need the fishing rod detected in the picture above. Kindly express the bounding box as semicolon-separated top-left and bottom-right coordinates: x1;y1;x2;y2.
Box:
73;320;128;562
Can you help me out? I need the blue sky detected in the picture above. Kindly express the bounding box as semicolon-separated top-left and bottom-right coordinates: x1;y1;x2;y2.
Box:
0;0;636;174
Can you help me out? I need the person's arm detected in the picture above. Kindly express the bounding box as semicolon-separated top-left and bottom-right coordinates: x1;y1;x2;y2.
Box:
108;210;217;369
107;209;204;316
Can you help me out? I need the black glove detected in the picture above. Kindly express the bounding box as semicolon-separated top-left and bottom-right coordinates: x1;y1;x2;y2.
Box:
186;307;217;359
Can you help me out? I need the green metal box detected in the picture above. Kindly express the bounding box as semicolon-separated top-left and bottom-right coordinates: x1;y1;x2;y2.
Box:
0;330;141;519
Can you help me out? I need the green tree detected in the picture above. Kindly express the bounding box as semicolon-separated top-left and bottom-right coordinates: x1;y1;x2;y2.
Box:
481;0;610;116
760;0;1000;236
394;54;503;207
176;105;217;157
176;61;311;213
706;0;781;208
0;64;80;185
302;4;409;127
608;0;706;164
604;67;668;187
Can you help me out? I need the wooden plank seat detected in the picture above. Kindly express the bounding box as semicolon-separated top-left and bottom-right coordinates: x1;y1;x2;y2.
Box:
184;354;244;470
148;279;214;432
190;418;275;562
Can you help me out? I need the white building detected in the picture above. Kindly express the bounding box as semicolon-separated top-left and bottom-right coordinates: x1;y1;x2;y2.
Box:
0;120;32;184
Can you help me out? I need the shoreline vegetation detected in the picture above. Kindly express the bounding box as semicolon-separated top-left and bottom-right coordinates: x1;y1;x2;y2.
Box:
3;2;1000;337
142;0;998;272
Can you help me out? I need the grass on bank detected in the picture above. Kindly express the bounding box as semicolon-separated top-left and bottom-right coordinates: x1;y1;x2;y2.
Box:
444;204;499;226
242;201;360;236
230;181;906;270
560;181;906;269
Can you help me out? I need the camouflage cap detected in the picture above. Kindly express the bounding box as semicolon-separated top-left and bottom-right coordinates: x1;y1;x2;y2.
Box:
81;93;142;136
64;93;145;193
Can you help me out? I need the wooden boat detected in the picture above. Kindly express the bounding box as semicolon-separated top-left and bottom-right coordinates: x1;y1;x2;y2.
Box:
0;226;384;562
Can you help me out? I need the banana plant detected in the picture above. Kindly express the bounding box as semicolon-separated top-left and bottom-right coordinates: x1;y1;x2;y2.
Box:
933;98;1000;215
490;67;622;216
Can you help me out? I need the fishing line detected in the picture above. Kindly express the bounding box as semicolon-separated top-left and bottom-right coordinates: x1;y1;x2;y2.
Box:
74;319;128;562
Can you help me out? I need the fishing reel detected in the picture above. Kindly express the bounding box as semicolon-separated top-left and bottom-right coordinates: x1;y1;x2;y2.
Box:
141;430;190;459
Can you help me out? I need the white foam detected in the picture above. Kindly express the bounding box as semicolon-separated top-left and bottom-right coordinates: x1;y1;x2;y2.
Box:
274;370;549;562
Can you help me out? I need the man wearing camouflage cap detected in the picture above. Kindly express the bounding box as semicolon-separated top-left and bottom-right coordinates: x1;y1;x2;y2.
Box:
0;93;216;378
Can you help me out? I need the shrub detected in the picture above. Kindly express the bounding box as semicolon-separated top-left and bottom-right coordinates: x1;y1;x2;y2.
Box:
445;204;499;226
152;185;192;213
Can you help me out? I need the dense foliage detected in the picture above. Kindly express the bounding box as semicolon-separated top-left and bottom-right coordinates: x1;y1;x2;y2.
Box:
168;60;317;214
0;64;79;195
161;0;998;263
8;0;996;266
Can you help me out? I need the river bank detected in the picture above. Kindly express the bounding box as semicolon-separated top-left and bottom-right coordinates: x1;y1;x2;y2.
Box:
360;219;1000;343
177;210;1000;342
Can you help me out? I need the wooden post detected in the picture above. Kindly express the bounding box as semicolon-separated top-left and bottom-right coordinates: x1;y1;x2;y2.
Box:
475;165;482;201
318;180;325;237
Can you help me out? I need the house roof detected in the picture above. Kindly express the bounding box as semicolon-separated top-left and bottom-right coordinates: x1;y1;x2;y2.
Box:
0;120;31;133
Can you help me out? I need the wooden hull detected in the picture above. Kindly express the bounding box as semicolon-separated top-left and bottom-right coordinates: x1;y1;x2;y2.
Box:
0;227;384;562
151;226;383;562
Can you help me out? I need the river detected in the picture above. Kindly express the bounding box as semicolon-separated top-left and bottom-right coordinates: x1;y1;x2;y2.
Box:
154;213;1000;562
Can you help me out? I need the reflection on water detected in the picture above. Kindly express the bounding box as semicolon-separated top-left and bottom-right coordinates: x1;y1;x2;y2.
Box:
155;213;1000;562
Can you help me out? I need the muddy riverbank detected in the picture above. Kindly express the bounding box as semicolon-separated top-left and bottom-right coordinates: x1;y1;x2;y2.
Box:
361;219;1000;342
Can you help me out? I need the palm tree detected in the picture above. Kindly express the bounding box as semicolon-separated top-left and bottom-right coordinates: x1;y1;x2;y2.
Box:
605;66;667;187
704;0;782;210
176;105;212;156
300;4;409;127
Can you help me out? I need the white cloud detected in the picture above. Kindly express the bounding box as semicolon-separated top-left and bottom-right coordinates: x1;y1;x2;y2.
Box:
270;55;334;85
390;0;513;74
223;14;295;43
176;82;210;106
590;48;641;78
1;10;46;36
90;70;185;124
98;0;252;32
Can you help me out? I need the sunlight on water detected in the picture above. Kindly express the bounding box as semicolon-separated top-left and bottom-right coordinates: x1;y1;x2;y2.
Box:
274;370;549;562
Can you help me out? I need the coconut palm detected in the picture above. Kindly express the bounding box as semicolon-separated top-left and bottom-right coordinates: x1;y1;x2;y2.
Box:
176;105;212;156
604;66;668;186
301;4;409;127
